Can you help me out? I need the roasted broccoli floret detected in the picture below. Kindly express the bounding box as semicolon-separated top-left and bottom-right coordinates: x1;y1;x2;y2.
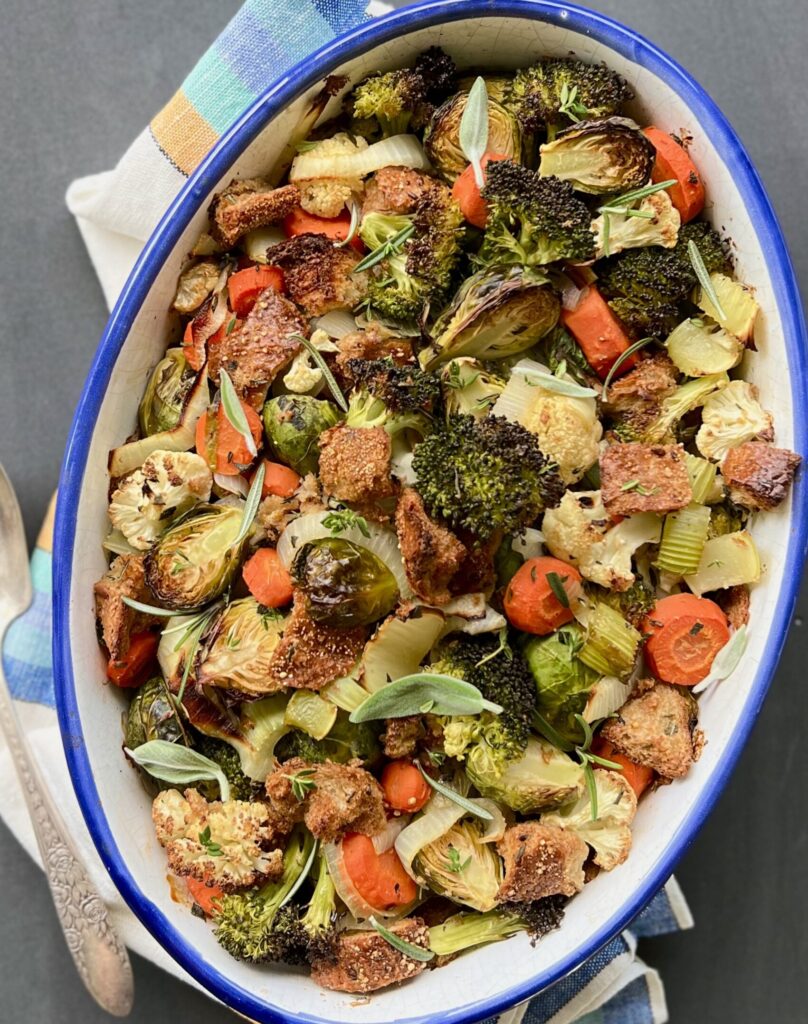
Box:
708;499;749;538
597;221;731;338
213;829;315;963
360;189;464;323
350;48;456;138
428;896;566;955
432;632;538;777
195;735;261;802
477;160;595;268
505;57;630;137
412;414;564;540
594;577;656;629
275;715;382;768
344;359;440;439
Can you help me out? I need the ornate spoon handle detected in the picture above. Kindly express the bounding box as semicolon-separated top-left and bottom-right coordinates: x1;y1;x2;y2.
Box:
0;664;134;1016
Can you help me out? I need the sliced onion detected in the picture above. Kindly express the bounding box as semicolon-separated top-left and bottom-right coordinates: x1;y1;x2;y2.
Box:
213;472;250;497
290;134;430;182
243;225;286;263
103;529;138;556
362;608;445;693
394;796;466;883
372;815;410;855
108;365;210;478
313;310;359;339
390;448;417;486
431;592;487;620
584;675;632;722
476;800;507;843
512;528;544;561
453;605;507;636
277;511;410;597
323;840;408;920
559;276;584;311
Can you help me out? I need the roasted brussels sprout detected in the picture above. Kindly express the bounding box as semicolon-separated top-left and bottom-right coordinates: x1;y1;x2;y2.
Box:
262;394;342;476
196;598;286;695
421;268;560;369
413;819;504;912
138;348;195;437
291;537;399;627
145;503;245;610
539;117;654;194
124;676;187;749
424;92;521;182
466;736;584;813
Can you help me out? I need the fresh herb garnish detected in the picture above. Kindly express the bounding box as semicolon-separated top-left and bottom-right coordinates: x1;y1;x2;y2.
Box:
458;76;489;189
352;223;415;274
322;507;371;538
545;571;570;609
219;368;257;458
445;846;471;874
558;82;590;122
369;916;435;962
416;762;494;822
285;768;317;802
688;239;727;321
619;479;658;496
350;674;503;723
598;179;677;216
601;337;655;400
124;740;231;801
198;825;224;857
287;333;348;411
231;462;265;548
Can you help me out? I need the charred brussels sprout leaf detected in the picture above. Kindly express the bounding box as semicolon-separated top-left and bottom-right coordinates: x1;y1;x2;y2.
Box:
539;117;654;195
291;537;398;627
145;503;245;610
422;268;560;369
124;676;187;749
138;348;194;437
262;394;342;476
196;597;286;695
425;92;521;182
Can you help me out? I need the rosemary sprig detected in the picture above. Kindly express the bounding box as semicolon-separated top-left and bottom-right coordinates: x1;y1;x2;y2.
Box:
322;507;370;538
352;223;415;274
416;762;493;822
598;178;677;216
601;337;655;400
287;333;348;411
369;917;435;962
558;82;590;122
285;768;317;802
688;239;727;321
198;825;224;857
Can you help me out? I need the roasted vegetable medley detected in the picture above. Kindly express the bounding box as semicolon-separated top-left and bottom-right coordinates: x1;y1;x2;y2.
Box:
96;49;800;994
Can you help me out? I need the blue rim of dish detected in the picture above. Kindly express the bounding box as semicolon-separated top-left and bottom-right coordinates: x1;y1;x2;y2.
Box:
53;2;808;1022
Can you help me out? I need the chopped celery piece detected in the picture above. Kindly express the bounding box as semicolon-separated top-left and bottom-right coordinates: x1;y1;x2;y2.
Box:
696;273;759;343
665;318;743;376
685;454;722;504
321;674;369;713
284;690;337;740
656;503;711;575
579;603;641;678
685;531;761;595
428;910;525;956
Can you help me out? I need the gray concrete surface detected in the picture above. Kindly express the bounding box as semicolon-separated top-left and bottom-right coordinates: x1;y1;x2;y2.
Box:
1;0;806;1020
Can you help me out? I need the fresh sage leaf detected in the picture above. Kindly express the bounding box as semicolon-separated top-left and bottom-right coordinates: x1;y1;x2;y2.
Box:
349;673;502;723
232;462;265;548
219;368;257;458
125;740;231;801
692;625;748;694
516;364;597;398
369;916;435;962
459;76;489;189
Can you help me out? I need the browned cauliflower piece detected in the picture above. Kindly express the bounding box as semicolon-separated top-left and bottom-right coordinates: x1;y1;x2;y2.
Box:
152;788;283;892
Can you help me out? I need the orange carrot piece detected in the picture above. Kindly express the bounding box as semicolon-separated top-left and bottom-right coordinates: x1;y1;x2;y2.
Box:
227;265;284;318
258;460;301;499
107;632;159;688
560;285;636;381
642;593;730;685
341;832;418;910
282;206;364;253
591;736;655;799
196;401;263;476
242;548;293;608
185;877;225;917
381;761;431;813
451;151;509;228
643;127;705;223
504;556;582;635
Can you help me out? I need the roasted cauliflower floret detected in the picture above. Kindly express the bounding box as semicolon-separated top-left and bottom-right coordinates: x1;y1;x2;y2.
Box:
541;769;637;871
519;390;602;485
282;328;338;394
108;450;212;550
152;788;283;891
591;190;680;260
696;380;774;462
290;133;369;218
541;490;661;591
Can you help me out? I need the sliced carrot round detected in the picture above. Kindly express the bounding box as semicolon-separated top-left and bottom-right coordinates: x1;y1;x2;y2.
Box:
242;548;293;608
227;265;284;318
504;556;582;635
643;593;729;685
341;832;417;910
381;761;431;812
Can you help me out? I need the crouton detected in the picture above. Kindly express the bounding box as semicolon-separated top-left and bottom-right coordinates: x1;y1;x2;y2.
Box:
210;288;306;407
395;487;466;604
361;167;434;217
451;528;498;596
265;758;386;843
381;715;424;759
152;788;283;892
721;442;801;510
714;584;750;629
335;326;414;386
209;180;300;248
267;596;366;692
319;424;395;504
266;233;368;317
601;352;678;438
496;822;587;903
600;682;699;779
311;918;430;993
600;442;692;515
94;553;154;660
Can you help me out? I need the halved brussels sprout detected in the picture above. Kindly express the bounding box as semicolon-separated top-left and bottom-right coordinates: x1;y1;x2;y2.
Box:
539;117;654;194
196;598;286;694
291;537;399;628
425;92;521;182
145;503;245;610
413;819;503;912
262;394;342;476
466;736;584;813
138;349;195;437
421;268;560;369
124;676;187;749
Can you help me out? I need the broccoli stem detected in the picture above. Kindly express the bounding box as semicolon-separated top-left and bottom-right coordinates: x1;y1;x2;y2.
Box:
303;852;337;937
428;909;526;956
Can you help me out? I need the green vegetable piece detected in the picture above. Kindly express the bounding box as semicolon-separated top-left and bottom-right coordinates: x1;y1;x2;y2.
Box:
350;672;502;723
539;116;654;195
425;91;521;183
124;677;187;749
523;624;599;745
414;819;502;911
125;739;231;801
138;348;193;437
262;394;342;476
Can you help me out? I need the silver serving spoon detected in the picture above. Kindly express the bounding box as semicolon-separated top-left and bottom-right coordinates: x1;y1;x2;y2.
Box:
0;465;134;1016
